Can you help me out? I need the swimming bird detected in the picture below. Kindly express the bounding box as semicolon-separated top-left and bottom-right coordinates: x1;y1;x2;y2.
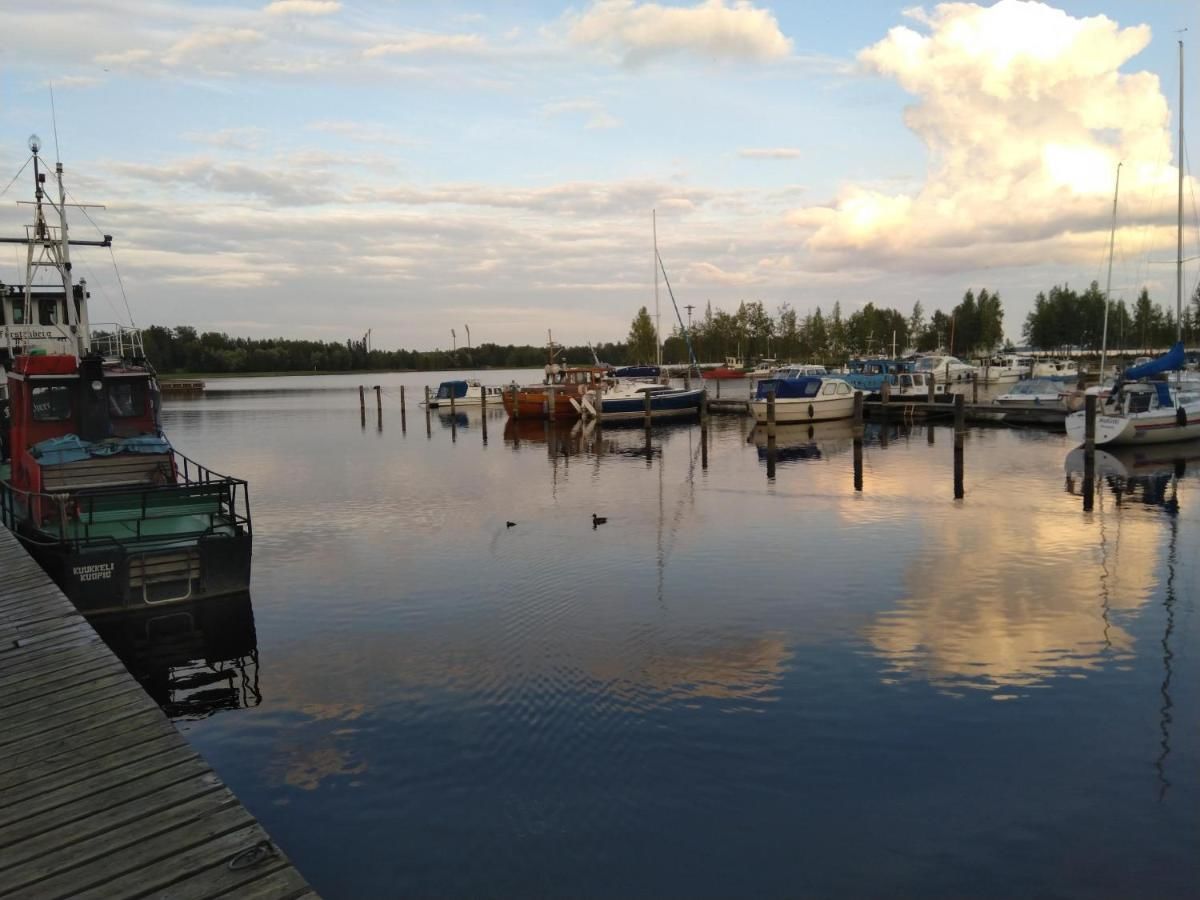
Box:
506;521;516;528
592;513;607;528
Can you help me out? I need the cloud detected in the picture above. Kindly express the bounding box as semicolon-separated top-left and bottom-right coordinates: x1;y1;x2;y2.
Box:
263;0;341;15
792;0;1184;277
363;34;487;58
567;0;792;66
542;99;621;130
738;147;801;159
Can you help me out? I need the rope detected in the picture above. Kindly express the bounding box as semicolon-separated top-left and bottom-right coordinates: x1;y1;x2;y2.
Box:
0;157;32;201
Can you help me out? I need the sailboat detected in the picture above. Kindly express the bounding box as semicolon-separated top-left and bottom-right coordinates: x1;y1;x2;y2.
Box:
1065;41;1200;447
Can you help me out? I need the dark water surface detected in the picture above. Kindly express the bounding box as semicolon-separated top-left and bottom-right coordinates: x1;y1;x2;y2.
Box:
113;371;1199;897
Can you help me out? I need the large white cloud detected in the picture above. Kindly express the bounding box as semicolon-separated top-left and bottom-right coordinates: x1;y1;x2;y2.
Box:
796;0;1187;286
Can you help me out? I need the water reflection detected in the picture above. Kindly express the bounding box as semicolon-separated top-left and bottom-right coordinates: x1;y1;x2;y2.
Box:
93;593;260;720
750;419;855;464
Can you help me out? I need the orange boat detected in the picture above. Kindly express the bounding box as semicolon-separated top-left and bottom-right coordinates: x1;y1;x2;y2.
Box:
501;366;608;419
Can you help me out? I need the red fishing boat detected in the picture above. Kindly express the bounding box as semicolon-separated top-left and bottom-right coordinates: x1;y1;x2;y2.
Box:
501;365;609;419
702;355;749;380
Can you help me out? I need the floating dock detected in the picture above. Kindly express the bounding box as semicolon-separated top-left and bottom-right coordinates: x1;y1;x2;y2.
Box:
159;379;207;394
0;528;317;900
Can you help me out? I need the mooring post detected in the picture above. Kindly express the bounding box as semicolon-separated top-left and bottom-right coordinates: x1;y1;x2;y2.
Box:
400;385;406;415
1084;393;1097;456
971;372;978;404
927;423;935;445
716;379;721;399
1084;398;1094;511
643;387;652;429
853;390;864;492
953;393;965;499
927;372;936;405
766;387;776;439
481;386;489;446
424;385;432;438
359;385;365;415
548;385;557;421
700;389;709;470
511;384;520;420
400;385;407;433
375;385;382;431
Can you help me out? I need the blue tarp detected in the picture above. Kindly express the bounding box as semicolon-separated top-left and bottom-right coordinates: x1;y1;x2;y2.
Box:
1124;342;1185;380
31;433;172;465
613;366;661;379
755;376;822;400
435;381;469;400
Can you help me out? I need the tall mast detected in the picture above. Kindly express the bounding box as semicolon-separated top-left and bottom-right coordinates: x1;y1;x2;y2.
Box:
653;209;661;367
1177;39;1184;345
1101;162;1121;378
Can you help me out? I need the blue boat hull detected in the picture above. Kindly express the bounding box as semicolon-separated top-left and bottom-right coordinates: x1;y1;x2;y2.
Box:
596;389;705;421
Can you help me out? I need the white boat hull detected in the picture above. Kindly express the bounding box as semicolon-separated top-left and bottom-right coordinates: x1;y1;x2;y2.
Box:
1065;407;1200;446
750;394;856;424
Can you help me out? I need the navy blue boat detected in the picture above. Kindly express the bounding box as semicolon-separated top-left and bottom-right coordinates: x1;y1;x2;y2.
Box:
583;384;705;422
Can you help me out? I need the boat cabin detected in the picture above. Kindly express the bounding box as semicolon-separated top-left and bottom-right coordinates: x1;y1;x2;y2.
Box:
1112;381;1175;415
4;353;167;516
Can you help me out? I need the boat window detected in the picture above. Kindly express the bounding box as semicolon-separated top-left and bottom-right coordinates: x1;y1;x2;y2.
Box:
31;385;73;421
9;300;24;324
837;383;851;395
1127;392;1151;414
821;384;836;395
107;381;145;418
38;298;59;326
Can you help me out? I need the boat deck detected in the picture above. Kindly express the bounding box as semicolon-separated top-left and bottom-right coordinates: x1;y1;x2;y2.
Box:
0;526;317;899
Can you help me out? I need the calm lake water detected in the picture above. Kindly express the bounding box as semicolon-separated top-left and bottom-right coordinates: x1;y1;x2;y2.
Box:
101;370;1198;898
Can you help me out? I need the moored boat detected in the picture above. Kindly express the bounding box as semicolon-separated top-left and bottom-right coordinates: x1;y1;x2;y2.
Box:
702;355;748;380
581;383;704;422
1;137;252;616
425;378;508;408
501;365;608;419
750;374;856;424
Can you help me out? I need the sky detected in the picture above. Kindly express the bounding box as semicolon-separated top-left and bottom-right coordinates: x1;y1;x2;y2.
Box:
1;0;1199;351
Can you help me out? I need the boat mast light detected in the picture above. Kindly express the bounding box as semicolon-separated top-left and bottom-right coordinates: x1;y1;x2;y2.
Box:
28;134;41;154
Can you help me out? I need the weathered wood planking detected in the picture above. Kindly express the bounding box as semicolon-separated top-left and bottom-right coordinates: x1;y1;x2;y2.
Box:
0;528;318;900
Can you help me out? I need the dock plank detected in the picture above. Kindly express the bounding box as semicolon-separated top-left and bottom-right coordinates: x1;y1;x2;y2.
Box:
0;528;317;898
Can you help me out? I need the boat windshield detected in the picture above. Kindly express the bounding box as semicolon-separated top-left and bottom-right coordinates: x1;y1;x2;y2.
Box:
1008;379;1062;395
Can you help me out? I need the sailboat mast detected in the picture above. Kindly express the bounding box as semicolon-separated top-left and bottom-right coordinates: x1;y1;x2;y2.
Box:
1178;39;1184;344
1101;162;1121;378
653;209;661;367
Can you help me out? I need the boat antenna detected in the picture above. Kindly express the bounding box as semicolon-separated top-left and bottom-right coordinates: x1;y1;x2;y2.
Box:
653;209;661;367
49;82;62;163
1101;161;1122;379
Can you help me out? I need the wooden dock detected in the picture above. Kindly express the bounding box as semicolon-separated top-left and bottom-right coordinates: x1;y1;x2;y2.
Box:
864;399;1069;427
0;528;317;900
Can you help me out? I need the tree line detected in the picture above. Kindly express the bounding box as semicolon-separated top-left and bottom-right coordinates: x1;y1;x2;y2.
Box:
138;281;1197;375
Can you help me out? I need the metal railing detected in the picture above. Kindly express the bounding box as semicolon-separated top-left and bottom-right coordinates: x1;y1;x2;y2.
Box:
0;449;250;551
89;323;146;362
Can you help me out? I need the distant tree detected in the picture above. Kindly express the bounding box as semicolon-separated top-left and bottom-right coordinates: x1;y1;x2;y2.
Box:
907;301;925;347
627;306;658;363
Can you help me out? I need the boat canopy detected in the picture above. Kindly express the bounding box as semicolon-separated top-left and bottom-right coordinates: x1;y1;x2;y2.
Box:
756;376;822;400
613;365;660;379
435;380;469;399
1123;342;1185;380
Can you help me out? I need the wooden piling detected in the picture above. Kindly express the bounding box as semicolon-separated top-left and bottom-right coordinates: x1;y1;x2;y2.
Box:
766;387;777;439
852;391;864;492
359;384;365;414
927;372;936;405
1084;393;1097;455
548;385;557;422
400;385;407;433
971;372;979;404
375;385;382;430
511;384;520;420
716;379;721;399
700;390;709;470
953;393;965;499
424;385;431;438
643;387;652;429
480;386;488;445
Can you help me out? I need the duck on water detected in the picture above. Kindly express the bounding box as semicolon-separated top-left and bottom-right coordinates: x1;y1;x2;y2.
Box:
1;136;252;617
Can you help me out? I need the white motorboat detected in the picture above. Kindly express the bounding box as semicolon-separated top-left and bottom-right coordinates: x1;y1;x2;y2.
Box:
750;374;856;424
892;371;945;399
426;378;508;408
1032;358;1079;381
913;354;977;382
993;379;1078;409
774;363;828;378
977;354;1033;383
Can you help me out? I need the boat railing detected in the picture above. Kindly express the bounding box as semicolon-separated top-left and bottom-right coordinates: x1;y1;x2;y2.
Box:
90;323;146;362
0;450;250;550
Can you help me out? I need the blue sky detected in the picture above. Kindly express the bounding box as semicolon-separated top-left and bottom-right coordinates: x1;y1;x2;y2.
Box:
1;0;1198;350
